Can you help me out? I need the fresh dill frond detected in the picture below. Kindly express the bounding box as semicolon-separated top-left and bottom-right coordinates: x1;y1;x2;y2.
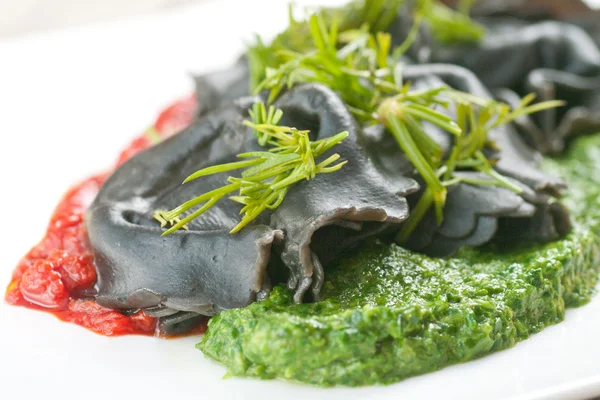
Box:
247;0;485;93
247;0;405;92
144;126;162;144
154;103;348;235
422;0;485;44
396;91;565;241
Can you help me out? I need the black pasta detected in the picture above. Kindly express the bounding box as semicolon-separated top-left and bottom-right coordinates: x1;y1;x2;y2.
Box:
436;0;600;152
84;0;600;333
86;85;417;327
382;63;571;256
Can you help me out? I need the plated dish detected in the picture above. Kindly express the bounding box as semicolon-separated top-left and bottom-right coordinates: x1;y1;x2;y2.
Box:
4;0;600;388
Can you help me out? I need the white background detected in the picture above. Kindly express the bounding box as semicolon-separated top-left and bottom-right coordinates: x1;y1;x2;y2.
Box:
1;1;600;399
1;0;600;38
0;0;205;38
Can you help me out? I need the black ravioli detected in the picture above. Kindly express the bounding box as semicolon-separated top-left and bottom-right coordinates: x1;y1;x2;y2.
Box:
404;175;541;257
495;201;573;245
268;85;418;301
87;105;281;316
366;63;569;256
86;84;417;314
402;64;567;195
378;2;600;255
428;8;600;153
194;59;250;117
85;2;600;324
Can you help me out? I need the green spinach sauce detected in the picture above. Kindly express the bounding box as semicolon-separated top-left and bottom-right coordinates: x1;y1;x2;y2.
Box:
198;134;600;386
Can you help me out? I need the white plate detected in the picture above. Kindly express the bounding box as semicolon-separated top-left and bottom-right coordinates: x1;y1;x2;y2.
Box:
1;1;600;399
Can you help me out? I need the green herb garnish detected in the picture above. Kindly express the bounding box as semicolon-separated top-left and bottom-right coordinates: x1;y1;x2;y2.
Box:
423;0;485;44
144;126;162;144
248;0;484;92
153;103;348;234
247;0;405;91
395;91;564;241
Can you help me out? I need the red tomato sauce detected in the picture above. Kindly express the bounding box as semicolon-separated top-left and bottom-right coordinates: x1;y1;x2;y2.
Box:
5;94;202;337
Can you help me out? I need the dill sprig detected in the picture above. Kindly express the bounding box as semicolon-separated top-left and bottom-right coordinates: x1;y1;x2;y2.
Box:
394;91;564;241
251;10;563;240
144;126;162;144
247;0;483;92
423;0;485;44
154;103;348;234
247;0;404;91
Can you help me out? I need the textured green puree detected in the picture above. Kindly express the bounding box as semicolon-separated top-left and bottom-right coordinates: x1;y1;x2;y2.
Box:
198;134;600;386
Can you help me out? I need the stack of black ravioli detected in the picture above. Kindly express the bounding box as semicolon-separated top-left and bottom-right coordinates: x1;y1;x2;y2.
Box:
85;0;600;334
